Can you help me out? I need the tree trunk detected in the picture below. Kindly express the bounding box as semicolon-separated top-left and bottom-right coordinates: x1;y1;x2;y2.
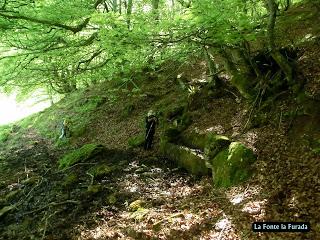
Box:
112;0;118;12
265;0;294;85
204;47;222;88
152;0;160;20
126;0;133;28
220;47;255;99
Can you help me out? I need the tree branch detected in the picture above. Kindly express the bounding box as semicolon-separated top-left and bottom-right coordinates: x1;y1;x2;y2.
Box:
0;12;90;33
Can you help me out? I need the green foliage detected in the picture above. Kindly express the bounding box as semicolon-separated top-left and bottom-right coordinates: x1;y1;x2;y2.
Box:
0;126;11;143
58;143;103;169
0;0;311;104
128;135;145;148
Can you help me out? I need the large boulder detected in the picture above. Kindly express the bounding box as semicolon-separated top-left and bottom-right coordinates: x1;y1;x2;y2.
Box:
179;131;208;150
162;142;209;176
204;134;231;167
161;130;256;187
210;142;256;187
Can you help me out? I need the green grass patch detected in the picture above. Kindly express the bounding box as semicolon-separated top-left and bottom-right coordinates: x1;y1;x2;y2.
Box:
128;134;145;148
0;126;11;143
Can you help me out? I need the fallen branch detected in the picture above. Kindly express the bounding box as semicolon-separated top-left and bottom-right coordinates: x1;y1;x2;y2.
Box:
54;162;97;174
22;200;80;216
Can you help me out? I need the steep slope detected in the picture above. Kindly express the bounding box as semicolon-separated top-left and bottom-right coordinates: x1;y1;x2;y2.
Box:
0;2;320;240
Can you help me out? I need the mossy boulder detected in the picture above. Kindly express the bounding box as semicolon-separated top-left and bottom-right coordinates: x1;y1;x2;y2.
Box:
107;194;117;204
88;164;116;179
62;173;78;189
59;144;104;169
162;142;209;176
0;205;16;218
21;176;40;186
0;198;6;207
211;142;256;188
204;134;231;167
180;132;208;150
129;199;145;211
5;190;21;201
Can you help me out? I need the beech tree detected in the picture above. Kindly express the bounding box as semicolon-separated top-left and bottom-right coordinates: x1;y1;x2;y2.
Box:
0;0;305;100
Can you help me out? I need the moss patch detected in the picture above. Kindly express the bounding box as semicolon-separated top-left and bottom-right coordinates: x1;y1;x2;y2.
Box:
59;144;104;169
205;134;231;168
180;131;208;150
88;164;116;179
0;125;11;143
212;142;256;188
162;142;208;176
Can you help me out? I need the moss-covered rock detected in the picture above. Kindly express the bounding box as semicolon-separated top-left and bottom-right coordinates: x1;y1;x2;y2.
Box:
205;134;231;168
21;176;40;186
162;142;209;176
211;142;256;188
129;199;145;211
0;198;6;208
59;144;104;169
62;173;78;189
5;190;21;201
129;207;149;221
88;164;116;179
180;131;208;150
162;127;182;143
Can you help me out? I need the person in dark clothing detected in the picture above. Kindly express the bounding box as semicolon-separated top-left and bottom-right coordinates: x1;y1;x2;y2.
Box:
144;110;158;150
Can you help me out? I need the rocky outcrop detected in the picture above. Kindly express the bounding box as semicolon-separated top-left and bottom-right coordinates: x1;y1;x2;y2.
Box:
161;131;256;187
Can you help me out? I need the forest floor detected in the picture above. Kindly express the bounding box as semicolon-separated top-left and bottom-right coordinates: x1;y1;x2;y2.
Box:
0;2;320;240
0;88;319;240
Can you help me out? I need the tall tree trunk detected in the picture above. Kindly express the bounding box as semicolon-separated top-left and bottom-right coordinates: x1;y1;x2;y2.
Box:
126;0;133;28
112;0;118;12
152;0;160;20
220;47;255;99
204;47;222;88
265;0;294;85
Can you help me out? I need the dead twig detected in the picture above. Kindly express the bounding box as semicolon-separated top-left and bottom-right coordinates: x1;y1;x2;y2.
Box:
41;210;59;240
86;172;94;185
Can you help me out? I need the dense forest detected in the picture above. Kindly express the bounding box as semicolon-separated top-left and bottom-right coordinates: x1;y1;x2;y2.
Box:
0;0;319;239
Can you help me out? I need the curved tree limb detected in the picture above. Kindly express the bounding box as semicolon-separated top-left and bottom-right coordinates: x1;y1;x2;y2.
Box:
0;12;90;33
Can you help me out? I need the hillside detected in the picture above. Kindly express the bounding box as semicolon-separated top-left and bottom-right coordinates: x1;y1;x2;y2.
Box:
0;1;320;240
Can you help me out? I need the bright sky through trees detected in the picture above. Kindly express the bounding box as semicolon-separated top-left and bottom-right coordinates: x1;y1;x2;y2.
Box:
0;94;50;125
